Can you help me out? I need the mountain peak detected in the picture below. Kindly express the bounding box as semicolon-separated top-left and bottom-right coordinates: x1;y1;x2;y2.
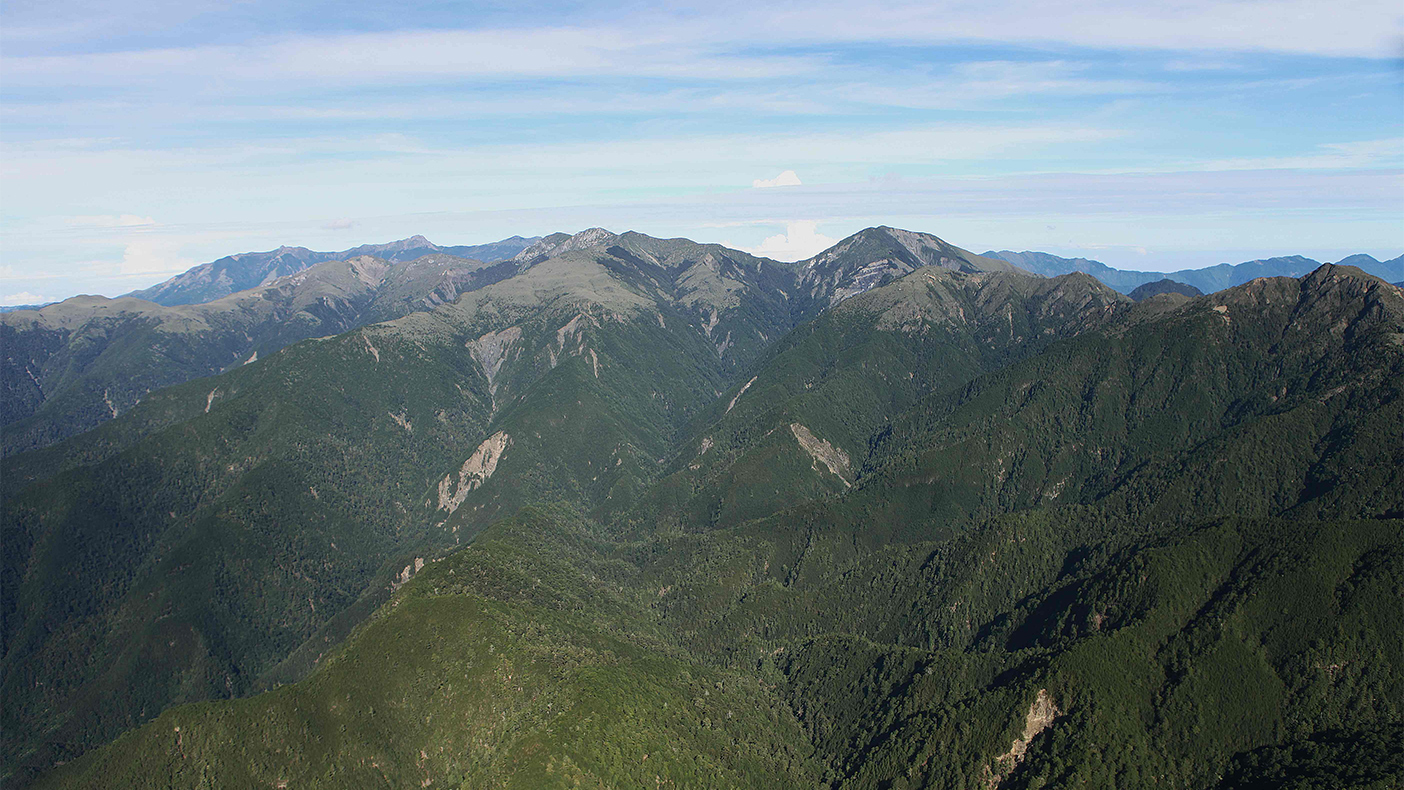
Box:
564;227;618;249
511;228;620;267
1302;261;1385;287
370;235;437;253
1207;263;1404;342
797;225;1025;308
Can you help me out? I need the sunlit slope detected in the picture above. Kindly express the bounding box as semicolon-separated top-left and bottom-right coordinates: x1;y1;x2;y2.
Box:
39;506;1402;788
35;508;825;790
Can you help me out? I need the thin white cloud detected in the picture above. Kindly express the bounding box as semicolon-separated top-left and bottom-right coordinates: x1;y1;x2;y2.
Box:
717;0;1403;58
323;218;355;230
0;123;1122;207
753;170;802;188
114;238;195;277
1192;137;1404;171
4;27;824;88
893;60;1164;104
4;0;1397;99
1;291;50;305
741;221;839;260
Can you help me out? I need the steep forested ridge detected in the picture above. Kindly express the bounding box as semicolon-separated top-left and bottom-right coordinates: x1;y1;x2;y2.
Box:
3;228;1400;789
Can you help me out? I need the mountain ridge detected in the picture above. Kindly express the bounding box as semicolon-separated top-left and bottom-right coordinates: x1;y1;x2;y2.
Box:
124;234;540;307
1;252;530;455
987;249;1404;294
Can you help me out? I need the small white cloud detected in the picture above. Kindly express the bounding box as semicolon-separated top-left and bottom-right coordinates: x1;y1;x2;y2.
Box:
323;217;355;230
1;291;49;305
67;214;157;228
743;221;838;261
753;170;802;189
113;238;194;277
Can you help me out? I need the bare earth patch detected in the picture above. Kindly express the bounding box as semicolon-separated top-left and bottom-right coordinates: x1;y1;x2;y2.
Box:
789;423;851;487
437;431;511;513
984;688;1060;788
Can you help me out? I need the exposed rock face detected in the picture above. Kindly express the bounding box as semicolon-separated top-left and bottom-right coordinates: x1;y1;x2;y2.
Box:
790;423;851;486
437;431;511;513
726;376;757;413
512;228;620;267
468;326;522;395
986;689;1060;787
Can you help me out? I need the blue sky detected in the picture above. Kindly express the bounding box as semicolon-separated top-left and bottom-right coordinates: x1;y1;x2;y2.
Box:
2;0;1401;303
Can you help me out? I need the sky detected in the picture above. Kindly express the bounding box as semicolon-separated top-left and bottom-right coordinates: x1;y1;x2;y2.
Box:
2;0;1402;304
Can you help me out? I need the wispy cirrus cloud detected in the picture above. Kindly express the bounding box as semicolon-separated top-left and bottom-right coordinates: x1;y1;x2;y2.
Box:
704;0;1403;58
67;214;157;227
1192;137;1404;171
7;0;1400;60
3;27;825;88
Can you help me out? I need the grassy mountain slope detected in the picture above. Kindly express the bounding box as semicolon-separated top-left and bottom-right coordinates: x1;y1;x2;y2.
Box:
800;226;1023;310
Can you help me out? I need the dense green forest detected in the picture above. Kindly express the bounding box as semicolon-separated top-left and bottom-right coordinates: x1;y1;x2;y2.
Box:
3;228;1401;788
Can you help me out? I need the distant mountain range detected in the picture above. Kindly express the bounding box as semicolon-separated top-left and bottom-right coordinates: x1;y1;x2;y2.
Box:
4;236;1396;313
986;249;1404;294
123;234;540;307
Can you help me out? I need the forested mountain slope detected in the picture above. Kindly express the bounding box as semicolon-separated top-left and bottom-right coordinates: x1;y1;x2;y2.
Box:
631;269;1129;535
5;231;1400;789
2;227;1020;785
